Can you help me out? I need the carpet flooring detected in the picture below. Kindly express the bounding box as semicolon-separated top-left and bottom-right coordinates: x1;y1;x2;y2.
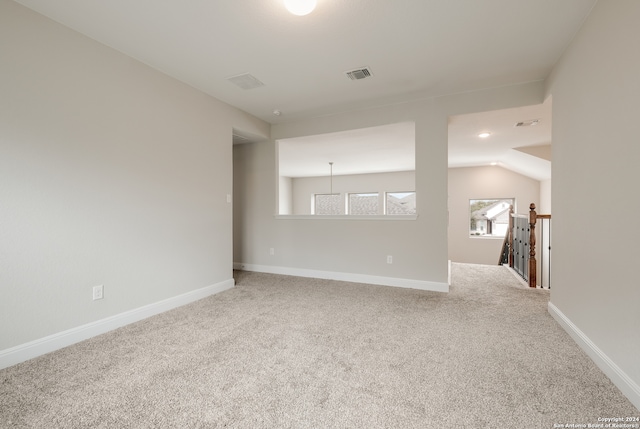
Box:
1;263;637;428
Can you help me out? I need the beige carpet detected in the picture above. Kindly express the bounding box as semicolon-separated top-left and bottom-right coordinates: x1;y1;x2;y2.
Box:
1;263;637;428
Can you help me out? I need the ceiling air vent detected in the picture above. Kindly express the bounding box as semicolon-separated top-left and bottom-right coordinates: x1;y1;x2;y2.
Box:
226;73;264;90
345;67;372;81
515;119;540;127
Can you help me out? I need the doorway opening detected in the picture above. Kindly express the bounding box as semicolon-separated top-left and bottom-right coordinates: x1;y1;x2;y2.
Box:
447;97;552;267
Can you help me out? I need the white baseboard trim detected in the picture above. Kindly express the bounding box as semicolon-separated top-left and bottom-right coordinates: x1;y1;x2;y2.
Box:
548;302;640;411
234;263;448;293
0;278;235;370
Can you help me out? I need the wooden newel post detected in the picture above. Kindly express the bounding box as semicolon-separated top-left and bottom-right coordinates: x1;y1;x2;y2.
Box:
508;205;514;268
529;203;537;288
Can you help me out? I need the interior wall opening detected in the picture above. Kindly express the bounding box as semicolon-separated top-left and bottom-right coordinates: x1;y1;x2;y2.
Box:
277;122;416;217
447;97;552;265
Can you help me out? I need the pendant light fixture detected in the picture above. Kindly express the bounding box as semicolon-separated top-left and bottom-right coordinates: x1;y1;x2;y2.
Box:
284;0;317;16
329;162;334;194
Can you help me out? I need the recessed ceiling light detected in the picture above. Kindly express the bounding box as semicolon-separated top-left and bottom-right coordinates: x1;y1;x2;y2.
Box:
490;162;498;166
478;132;491;139
284;0;317;16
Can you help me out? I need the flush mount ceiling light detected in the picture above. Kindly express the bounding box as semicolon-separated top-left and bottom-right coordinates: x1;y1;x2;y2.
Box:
329;162;334;194
284;0;317;16
478;132;491;139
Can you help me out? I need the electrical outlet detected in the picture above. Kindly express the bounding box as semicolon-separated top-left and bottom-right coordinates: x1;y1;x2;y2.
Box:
92;285;104;301
226;194;232;203
269;248;275;256
387;255;393;264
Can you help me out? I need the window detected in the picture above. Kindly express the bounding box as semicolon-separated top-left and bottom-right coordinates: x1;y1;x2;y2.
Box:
348;193;379;215
311;191;417;216
469;199;514;237
277;122;415;216
313;194;341;215
386;192;416;215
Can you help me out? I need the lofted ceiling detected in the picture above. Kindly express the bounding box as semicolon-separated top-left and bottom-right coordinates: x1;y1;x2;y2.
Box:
448;97;553;180
13;0;595;180
278;122;415;178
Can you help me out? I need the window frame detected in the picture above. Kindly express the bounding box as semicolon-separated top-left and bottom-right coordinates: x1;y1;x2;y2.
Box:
347;192;380;215
469;198;515;239
384;191;417;215
312;193;343;215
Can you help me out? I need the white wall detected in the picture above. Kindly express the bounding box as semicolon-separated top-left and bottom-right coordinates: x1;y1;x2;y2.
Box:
278;176;293;215
539;179;552;213
235;101;446;289
234;81;545;290
290;171;415;215
545;0;640;408
0;1;269;353
448;166;540;265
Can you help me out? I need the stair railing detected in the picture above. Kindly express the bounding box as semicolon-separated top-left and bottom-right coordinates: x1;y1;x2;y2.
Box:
529;203;552;289
500;203;552;289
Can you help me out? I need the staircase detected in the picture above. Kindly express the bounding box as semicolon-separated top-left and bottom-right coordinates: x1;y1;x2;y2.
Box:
499;203;551;289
